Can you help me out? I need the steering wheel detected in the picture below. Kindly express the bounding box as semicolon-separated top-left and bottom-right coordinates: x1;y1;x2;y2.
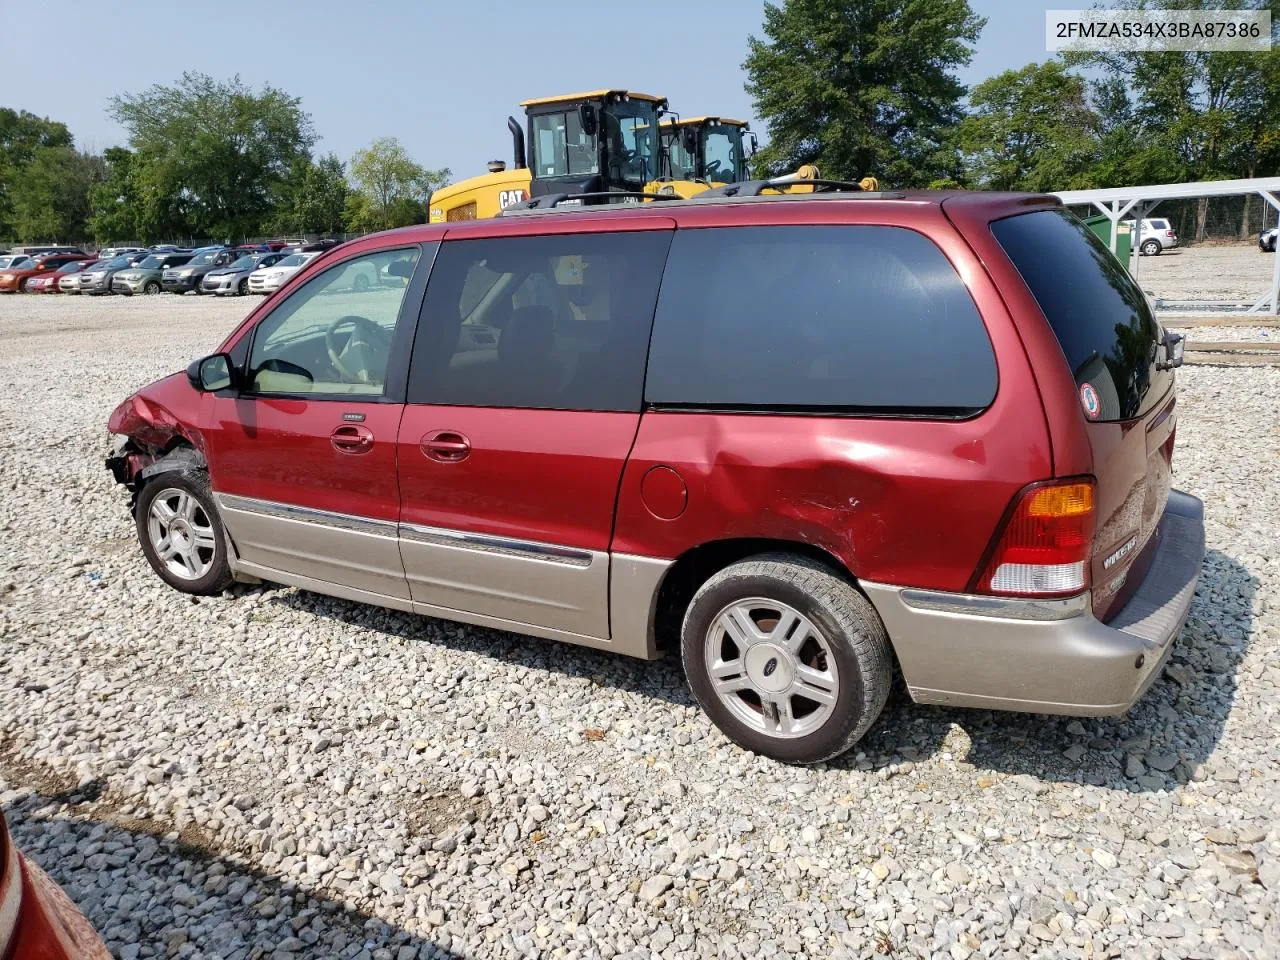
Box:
324;315;393;383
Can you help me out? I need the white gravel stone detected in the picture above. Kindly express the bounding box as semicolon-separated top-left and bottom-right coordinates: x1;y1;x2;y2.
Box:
1;293;1278;958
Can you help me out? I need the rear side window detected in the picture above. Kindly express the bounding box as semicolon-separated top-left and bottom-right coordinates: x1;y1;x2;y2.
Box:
992;210;1168;422
645;226;996;414
408;230;672;412
1150;219;1169;230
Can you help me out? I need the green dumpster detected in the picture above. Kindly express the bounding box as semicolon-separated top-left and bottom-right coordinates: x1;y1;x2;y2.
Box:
1084;214;1131;263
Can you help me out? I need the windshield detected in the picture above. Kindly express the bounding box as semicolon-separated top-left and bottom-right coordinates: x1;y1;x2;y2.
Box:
229;255;258;270
602;99;659;187
277;254;309;267
189;250;220;266
703;124;747;183
137;256;162;269
103;256;131;269
56;261;83;274
531;110;597;178
0;256;29;269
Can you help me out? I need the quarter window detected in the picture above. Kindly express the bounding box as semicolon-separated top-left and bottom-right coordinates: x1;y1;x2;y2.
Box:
248;248;421;396
408;231;672;411
645;226;997;413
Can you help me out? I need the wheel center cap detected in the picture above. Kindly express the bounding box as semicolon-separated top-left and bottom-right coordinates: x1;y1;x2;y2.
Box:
745;643;793;693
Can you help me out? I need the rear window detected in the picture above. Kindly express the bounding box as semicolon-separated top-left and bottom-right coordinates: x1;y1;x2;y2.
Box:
645;226;996;414
1150;219;1169;230
992;209;1169;422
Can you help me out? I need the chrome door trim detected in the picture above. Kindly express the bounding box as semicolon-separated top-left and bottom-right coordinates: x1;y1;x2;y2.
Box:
216;493;398;537
398;522;594;567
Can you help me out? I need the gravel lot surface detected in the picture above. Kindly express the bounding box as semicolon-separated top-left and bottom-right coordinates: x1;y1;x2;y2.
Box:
1;293;1278;960
1128;243;1274;303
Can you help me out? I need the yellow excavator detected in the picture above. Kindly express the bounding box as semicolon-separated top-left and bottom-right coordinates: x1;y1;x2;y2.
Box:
428;89;668;222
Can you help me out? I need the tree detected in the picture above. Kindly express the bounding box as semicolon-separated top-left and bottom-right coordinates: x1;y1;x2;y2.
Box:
7;147;104;242
110;72;316;240
0;109;73;237
346;137;449;232
88;147;142;242
744;0;984;186
957;62;1100;191
272;153;349;235
1065;0;1280;238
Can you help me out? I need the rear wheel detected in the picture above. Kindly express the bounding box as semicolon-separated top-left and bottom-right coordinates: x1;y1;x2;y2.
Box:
135;471;234;595
681;554;893;764
143;280;161;295
1141;239;1162;256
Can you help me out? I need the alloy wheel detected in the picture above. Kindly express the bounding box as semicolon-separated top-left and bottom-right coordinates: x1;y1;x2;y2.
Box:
146;488;218;581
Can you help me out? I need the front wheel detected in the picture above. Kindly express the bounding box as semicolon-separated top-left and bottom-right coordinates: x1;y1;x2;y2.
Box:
1141;239;1161;256
681;554;893;764
143;280;161;295
238;278;248;295
135;471;234;595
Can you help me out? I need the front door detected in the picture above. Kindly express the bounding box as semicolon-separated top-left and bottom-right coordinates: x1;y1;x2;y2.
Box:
204;244;428;601
397;224;673;640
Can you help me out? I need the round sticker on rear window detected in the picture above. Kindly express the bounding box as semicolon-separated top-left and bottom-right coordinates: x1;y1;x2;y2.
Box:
1080;382;1101;420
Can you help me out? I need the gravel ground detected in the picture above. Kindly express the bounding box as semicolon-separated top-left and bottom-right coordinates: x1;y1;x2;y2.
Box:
1;293;1278;960
1129;243;1275;303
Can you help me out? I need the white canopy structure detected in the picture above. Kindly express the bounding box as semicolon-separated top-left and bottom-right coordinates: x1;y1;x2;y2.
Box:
1053;177;1280;314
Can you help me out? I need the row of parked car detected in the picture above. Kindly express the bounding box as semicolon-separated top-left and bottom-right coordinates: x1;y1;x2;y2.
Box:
0;239;341;297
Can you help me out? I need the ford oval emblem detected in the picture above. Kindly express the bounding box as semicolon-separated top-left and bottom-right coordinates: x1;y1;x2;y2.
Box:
762;657;779;677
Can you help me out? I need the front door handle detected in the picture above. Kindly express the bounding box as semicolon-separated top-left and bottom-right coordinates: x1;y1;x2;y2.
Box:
330;423;375;454
421;430;471;463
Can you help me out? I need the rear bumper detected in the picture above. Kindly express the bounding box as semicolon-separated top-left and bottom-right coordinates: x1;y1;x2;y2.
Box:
865;490;1205;716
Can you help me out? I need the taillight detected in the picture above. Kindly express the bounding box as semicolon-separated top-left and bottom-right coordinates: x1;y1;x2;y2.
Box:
974;480;1096;597
1166;230;1175;237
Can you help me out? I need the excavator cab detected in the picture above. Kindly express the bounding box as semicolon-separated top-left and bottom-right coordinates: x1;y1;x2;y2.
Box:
522;90;666;201
428;89;668;222
659;117;755;194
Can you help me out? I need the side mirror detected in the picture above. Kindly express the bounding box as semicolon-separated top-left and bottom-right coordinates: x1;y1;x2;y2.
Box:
748;132;759;156
578;103;598;137
1157;329;1184;370
386;258;415;278
681;128;698;154
187;353;235;392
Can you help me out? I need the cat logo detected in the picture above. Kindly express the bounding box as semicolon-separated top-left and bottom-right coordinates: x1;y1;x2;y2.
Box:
498;190;528;208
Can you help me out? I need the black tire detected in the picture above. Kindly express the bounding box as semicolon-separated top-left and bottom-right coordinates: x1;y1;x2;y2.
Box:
1140;239;1161;256
135;471;234;596
143;280;161;295
238;278;248;295
681;554;893;764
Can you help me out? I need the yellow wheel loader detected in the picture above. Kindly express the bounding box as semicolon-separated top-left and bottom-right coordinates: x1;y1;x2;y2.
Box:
428;90;667;223
650;116;756;198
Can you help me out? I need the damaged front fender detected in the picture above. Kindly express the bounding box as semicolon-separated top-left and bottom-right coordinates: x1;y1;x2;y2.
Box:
105;371;207;489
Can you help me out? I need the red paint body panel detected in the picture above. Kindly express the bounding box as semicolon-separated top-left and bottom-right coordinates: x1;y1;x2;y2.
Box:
945;193;1177;617
0;254;92;292
204;396;403;522
106;372;206;454
397;406;639;549
2;814;109;960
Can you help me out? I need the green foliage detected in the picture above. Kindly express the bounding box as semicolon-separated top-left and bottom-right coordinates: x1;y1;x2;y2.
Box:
346;137;449;232
109;72;316;241
7;147;104;243
88;147;141;243
272;153;349;235
958;62;1099;191
0;109;75;239
744;0;984;186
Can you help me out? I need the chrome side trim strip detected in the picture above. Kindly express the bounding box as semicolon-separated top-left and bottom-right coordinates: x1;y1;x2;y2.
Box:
897;587;1090;622
398;522;594;567
216;494;397;537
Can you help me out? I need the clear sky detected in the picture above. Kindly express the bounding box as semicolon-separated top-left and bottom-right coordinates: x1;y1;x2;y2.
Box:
0;0;1051;180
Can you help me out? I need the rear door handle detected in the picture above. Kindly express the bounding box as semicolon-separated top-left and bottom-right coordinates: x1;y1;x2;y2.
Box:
330;423;375;454
421;430;471;463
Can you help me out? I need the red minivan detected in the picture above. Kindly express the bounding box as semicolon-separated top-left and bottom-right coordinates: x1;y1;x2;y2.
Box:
106;185;1203;763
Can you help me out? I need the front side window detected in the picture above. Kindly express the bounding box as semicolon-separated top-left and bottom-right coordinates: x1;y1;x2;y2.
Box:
601;100;658;186
646;226;997;414
248;248;421;396
531;110;597;178
408;231;672;411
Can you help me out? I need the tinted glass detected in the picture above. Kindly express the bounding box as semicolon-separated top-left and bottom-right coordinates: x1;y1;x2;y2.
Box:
1150;219;1169;230
137;256;162;269
277;254;308;267
646;226;997;413
992;209;1169;422
189;250;219;266
408;230;673;412
531;111;597;177
248;248;421;396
